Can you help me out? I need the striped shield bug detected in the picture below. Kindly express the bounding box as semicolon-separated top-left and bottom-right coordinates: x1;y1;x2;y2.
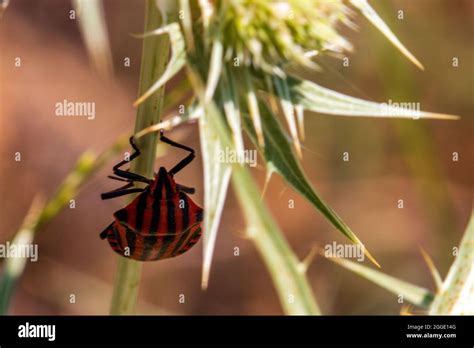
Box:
100;131;203;261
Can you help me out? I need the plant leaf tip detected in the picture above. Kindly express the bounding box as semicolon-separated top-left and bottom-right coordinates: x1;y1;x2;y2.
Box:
408;55;424;71
201;278;209;291
365;249;381;268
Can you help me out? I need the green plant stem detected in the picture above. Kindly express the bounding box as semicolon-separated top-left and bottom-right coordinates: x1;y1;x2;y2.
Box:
231;165;321;314
109;0;169;315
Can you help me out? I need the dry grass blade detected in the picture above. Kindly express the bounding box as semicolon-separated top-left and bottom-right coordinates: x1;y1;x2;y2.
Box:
74;0;113;79
134;104;202;139
0;138;127;314
0;196;44;314
0;0;9;18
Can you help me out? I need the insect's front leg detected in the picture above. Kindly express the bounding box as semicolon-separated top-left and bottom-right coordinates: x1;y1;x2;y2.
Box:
159;131;195;176
111;136;152;184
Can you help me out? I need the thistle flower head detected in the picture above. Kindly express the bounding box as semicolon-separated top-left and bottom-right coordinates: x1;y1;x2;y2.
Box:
213;0;352;72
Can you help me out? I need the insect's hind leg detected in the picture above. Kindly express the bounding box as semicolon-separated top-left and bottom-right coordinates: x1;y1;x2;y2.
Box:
101;188;144;200
112;170;151;184
101;182;145;200
159;130;195;176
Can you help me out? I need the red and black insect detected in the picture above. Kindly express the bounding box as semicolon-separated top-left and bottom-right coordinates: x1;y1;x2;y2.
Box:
100;131;203;261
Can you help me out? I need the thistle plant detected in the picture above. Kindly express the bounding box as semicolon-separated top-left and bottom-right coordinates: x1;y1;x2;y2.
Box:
126;0;459;315
0;0;464;316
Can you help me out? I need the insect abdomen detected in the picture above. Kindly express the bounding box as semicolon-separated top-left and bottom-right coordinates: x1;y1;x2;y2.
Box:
103;221;202;261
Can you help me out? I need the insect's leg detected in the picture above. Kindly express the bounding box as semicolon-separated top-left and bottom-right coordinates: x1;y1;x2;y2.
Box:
101;188;145;200
169;152;195;176
108;175;131;182
159;130;195;153
113;136;141;172
112;170;151;183
159;130;195;176
112;136;151;184
101;182;143;200
112;136;140;171
176;183;195;194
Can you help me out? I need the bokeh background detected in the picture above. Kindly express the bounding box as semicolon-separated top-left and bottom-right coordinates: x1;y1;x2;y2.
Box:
0;0;472;315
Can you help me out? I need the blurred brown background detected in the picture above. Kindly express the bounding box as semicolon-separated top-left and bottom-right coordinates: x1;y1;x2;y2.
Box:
0;0;472;315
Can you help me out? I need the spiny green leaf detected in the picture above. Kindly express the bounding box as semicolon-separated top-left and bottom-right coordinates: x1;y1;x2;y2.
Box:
202;99;320;314
220;65;245;155
327;256;434;309
350;0;424;70
134;23;186;106
272;74;302;158
205;39;224;102
232;164;321;314
199;107;232;290
243;68;265;148
243;103;379;267
295;103;305;141
420;248;443;291
284;74;459;120
429;212;474;315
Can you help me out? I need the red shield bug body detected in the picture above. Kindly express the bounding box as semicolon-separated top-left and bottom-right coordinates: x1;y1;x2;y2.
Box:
100;132;203;261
